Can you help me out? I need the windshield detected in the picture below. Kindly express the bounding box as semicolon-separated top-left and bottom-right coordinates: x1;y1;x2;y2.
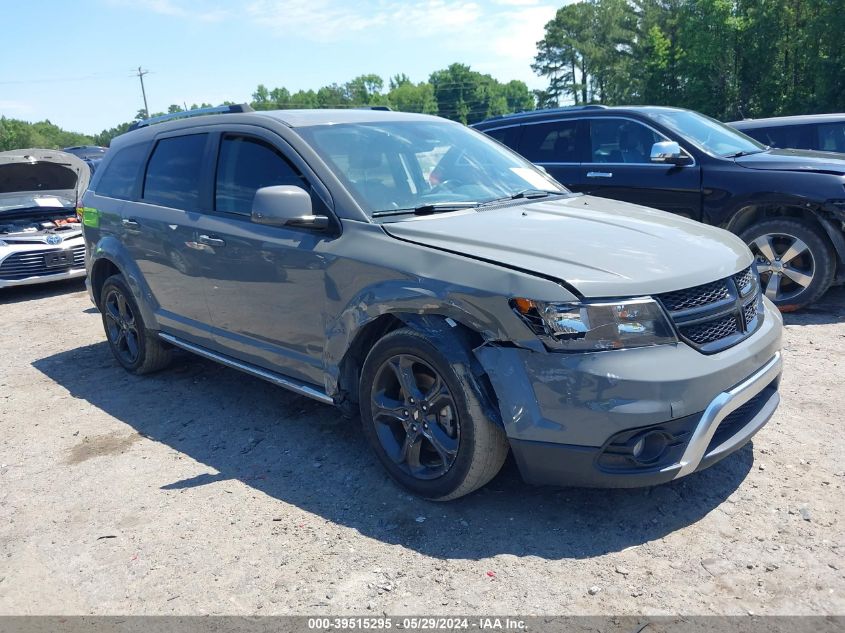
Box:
642;108;767;157
297;120;567;217
0;193;75;214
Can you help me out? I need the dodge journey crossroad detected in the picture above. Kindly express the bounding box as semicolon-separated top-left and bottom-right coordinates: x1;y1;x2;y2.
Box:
81;105;783;500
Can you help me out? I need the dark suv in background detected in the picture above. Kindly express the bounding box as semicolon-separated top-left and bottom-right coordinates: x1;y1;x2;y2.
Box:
731;113;845;154
474;105;845;310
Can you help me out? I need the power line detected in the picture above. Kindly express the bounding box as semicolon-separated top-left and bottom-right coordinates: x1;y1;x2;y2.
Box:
0;71;130;85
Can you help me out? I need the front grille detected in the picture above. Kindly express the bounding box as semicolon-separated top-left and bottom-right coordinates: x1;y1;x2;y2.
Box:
658;266;763;354
743;300;759;328
681;314;740;345
734;267;756;296
659;279;731;312
0;245;85;280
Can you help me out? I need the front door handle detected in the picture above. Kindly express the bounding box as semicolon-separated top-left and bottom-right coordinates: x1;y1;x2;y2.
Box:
586;171;613;178
198;234;226;247
122;218;140;227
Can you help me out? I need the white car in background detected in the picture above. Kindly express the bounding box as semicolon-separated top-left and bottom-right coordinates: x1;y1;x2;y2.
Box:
0;149;90;288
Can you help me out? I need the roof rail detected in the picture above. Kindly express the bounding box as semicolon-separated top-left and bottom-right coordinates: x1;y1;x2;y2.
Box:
481;104;609;123
128;103;254;131
353;105;392;111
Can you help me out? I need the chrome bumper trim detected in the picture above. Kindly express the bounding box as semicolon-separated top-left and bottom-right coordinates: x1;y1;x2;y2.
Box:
671;350;782;478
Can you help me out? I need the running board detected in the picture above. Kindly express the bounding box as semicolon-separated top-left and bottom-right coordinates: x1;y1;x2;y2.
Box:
158;332;334;405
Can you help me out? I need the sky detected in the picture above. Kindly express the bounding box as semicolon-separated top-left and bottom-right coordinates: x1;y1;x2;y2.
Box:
0;0;561;135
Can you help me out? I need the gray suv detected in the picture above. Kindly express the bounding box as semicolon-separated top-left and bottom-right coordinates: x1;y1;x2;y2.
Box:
82;105;783;500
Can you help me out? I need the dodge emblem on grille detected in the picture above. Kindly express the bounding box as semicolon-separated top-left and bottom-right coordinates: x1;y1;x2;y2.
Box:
46;234;63;245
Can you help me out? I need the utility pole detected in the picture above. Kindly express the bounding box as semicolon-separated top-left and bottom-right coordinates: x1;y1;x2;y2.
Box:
136;66;150;118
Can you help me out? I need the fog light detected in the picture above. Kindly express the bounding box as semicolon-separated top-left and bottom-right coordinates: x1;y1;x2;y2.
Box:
630;431;669;464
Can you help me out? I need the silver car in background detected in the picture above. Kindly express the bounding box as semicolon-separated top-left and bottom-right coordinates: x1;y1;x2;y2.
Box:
0;149;90;288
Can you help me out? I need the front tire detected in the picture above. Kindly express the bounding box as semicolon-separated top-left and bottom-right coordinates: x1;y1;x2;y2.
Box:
741;218;836;311
100;274;172;374
359;327;508;501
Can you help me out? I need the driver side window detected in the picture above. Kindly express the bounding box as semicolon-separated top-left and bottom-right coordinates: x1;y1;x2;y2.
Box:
589;119;665;164
215;135;309;215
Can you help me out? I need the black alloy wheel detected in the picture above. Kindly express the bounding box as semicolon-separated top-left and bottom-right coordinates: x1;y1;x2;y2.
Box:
369;353;460;480
104;286;141;365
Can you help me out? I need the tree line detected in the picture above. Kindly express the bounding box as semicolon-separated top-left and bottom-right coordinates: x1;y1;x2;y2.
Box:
533;0;845;120
3;0;844;152
0;63;533;150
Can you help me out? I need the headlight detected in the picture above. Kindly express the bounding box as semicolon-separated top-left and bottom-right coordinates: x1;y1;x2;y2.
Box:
511;297;677;351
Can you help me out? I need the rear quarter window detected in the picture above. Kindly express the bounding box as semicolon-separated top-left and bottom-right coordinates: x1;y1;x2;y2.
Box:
815;122;845;153
95;142;148;200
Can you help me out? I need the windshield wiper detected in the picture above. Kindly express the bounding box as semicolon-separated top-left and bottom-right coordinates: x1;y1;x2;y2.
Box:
476;189;568;208
372;201;479;218
724;149;766;158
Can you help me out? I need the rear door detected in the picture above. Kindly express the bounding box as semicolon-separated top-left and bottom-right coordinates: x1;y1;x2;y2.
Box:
514;118;586;188
122;131;216;345
575;117;703;220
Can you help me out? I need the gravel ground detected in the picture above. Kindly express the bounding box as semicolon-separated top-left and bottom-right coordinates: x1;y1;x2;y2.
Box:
0;279;843;616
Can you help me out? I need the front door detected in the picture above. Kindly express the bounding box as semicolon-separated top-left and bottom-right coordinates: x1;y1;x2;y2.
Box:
198;131;334;386
572;118;702;220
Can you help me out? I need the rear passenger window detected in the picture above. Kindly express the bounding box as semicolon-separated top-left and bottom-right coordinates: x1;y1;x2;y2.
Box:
215;135;307;215
483;126;521;151
519;121;580;163
755;125;806;150
95;143;147;199
143;134;207;209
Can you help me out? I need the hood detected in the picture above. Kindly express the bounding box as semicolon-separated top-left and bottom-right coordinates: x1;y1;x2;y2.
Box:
382;195;753;298
0;149;91;211
735;148;845;175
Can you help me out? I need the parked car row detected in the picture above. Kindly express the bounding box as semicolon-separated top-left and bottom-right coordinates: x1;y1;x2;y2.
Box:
76;105;784;499
473;105;845;311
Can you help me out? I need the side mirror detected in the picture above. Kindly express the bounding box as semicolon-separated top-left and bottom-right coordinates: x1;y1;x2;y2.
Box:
650;141;691;165
251;185;329;230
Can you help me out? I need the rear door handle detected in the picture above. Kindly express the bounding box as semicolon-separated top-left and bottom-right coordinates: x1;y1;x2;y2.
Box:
586;171;613;178
122;218;140;227
198;234;226;247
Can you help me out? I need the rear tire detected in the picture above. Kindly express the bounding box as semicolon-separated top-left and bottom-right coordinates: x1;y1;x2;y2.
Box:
100;274;172;375
741;218;836;311
359;327;508;501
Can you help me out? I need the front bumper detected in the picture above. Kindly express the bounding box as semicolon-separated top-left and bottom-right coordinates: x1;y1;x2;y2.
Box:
0;266;86;288
476;298;783;487
508;351;780;487
0;238;86;288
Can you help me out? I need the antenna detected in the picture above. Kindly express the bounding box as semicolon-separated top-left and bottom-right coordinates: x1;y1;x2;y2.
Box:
135;66;150;118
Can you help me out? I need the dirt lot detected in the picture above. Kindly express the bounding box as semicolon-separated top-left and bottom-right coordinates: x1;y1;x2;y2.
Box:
0;279;842;616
